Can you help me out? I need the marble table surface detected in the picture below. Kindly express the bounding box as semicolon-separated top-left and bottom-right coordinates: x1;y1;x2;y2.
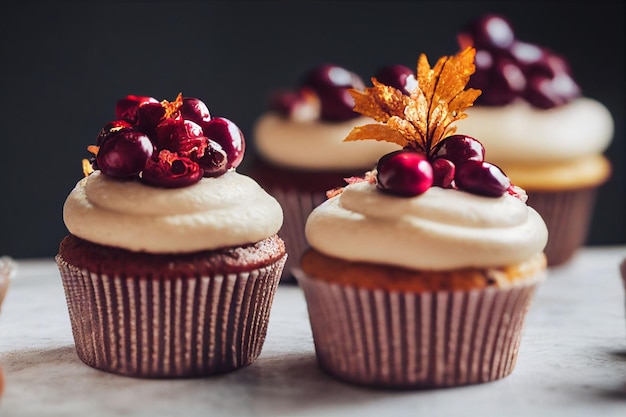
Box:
1;247;625;417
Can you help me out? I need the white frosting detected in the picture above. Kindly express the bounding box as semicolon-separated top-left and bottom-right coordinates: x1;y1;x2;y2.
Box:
63;170;283;253
253;113;400;170
305;182;547;270
455;98;614;164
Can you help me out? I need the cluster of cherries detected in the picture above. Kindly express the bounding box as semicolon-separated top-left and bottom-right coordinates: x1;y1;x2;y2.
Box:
92;95;245;188
269;64;365;122
375;135;512;198
458;14;580;108
356;66;513;198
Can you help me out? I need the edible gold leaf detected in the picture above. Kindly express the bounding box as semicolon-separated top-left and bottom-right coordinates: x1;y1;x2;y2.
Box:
344;47;481;154
344;123;410;148
350;80;410;123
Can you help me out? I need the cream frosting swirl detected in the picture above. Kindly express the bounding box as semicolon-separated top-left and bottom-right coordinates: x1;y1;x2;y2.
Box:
253;113;400;170
305;182;547;270
455;98;613;164
64;170;283;253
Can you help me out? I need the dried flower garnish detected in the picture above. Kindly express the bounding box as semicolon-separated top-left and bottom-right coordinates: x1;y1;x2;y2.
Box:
326;170;377;198
344;47;481;156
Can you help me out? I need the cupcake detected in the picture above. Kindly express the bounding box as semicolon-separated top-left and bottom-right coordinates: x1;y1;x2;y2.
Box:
452;14;614;266
56;94;287;378
246;64;400;282
295;47;549;389
0;256;15;397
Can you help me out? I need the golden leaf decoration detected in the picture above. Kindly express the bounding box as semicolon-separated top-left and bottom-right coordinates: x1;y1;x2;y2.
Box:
344;123;411;148
345;47;481;156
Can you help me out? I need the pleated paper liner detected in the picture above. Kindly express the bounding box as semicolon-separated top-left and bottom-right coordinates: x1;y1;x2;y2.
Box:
295;270;544;389
56;253;286;378
526;187;597;266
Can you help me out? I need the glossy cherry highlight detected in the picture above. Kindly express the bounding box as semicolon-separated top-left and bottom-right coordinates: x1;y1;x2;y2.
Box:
376;150;433;197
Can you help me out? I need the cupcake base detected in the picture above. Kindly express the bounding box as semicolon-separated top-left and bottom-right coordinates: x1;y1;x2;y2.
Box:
526;187;597;266
56;235;286;378
295;267;544;389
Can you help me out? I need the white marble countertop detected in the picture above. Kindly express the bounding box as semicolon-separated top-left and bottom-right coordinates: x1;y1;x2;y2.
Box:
1;247;625;417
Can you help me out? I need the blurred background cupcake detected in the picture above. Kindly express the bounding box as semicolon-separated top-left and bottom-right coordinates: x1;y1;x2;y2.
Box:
245;64;399;282
452;14;614;266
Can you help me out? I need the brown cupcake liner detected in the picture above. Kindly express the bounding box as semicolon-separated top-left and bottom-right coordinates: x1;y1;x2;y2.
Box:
267;188;327;283
295;270;544;389
526;187;597;266
56;253;286;378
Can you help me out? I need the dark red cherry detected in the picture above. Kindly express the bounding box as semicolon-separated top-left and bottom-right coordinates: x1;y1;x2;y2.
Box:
432;135;485;165
476;57;526;106
141;150;203;188
180;97;211;125
135;101;167;138
155;118;207;158
96;130;154;178
316;87;360;121
431;158;455;189
200;117;245;169
268;87;321;121
115;95;159;124
96;120;133;146
461;14;515;50
374;65;417;95
455;160;510;197
300;64;365;121
301;64;365;91
196;139;228;177
376;150;433;197
523;73;580;109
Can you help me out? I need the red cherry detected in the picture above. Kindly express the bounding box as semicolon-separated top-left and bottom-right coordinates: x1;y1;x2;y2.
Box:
96;120;133;146
200;117;245;169
316;87;360;121
301;64;365;90
197;139;228;178
141;150;203;188
376;150;433;197
374;65;417;95
155;118;207;158
180;97;211;125
431;158;455;189
115;95;159;124
269;87;321;121
461;14;515;50
300;64;364;121
432;135;485;165
96;130;154;178
135;101;167;139
455;160;510;197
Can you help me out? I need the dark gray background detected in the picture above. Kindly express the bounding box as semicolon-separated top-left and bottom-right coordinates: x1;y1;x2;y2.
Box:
1;1;623;259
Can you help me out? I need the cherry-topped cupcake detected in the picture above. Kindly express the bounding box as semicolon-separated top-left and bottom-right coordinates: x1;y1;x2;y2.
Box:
452;14;614;265
57;93;287;378
295;47;549;389
246;64;399;282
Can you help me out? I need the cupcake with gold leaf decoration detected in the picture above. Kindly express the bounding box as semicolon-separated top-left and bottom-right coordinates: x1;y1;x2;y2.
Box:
295;47;548;389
